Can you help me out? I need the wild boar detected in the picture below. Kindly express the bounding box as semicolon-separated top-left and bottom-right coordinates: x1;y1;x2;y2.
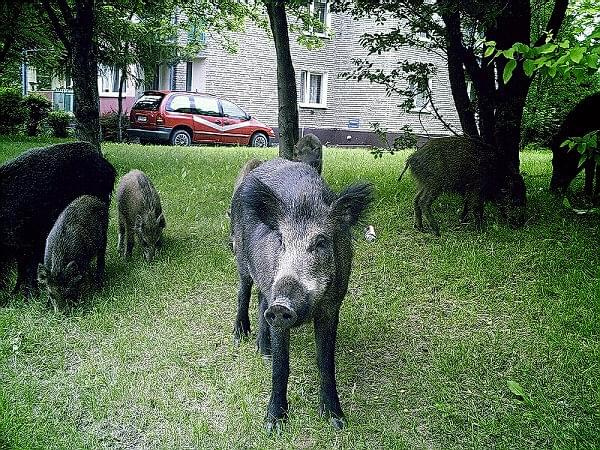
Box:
230;157;373;431
117;170;166;262
294;134;323;174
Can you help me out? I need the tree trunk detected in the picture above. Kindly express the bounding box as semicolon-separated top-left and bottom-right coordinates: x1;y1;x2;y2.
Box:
71;0;100;150
117;65;127;143
265;0;299;160
440;5;479;138
490;1;532;170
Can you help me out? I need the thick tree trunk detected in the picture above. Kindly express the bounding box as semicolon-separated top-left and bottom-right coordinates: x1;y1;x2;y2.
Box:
265;0;299;160
440;5;479;137
71;0;100;150
491;1;532;170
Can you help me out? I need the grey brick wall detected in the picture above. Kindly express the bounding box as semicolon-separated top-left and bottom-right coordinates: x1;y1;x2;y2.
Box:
173;8;462;142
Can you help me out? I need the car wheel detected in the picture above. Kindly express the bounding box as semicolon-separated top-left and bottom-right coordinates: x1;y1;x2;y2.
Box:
170;129;192;146
251;132;269;148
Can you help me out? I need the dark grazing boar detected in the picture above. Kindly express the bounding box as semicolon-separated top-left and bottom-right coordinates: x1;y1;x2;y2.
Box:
294;133;323;174
117;169;166;262
230;157;373;431
550;93;600;197
37;195;109;311
398;135;526;236
0;142;116;298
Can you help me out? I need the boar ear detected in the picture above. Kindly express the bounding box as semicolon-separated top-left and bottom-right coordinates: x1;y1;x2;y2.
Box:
38;263;48;282
242;177;283;229
330;182;374;227
156;212;166;228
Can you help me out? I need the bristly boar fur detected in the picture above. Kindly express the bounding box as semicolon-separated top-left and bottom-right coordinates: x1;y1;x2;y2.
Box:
398;135;526;235
294;134;323;174
0;142;115;299
38;195;109;311
117;169;166;262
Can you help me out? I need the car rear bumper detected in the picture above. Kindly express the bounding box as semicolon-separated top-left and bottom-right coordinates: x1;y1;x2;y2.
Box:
126;127;172;141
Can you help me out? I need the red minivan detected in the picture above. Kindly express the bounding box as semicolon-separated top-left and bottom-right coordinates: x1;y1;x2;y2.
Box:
127;91;275;147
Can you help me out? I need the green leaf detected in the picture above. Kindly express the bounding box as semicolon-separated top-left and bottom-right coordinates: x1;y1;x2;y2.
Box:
570;47;585;63
507;380;525;400
503;48;516;59
563;197;572;209
503;60;517;84
484;46;495;58
559;40;570;49
540;43;558;54
523;59;536;77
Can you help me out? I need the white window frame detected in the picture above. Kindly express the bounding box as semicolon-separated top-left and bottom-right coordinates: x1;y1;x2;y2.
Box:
408;77;432;113
308;0;331;37
299;70;328;109
98;65;125;97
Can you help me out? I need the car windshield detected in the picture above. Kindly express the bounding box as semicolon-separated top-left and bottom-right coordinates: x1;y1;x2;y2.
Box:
133;94;164;111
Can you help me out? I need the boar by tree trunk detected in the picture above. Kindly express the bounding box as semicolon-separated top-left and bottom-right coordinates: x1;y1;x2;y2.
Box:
265;0;299;160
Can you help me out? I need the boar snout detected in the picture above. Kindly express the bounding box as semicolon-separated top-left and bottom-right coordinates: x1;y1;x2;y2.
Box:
265;299;298;329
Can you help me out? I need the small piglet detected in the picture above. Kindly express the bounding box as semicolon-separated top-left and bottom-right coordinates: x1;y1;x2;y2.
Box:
231;157;373;431
38;195;109;310
294;134;323;174
117;170;166;262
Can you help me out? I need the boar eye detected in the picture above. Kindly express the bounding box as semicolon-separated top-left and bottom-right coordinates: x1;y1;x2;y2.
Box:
310;235;330;253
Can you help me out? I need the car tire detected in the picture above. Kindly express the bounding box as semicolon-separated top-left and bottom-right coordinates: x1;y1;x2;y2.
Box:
250;132;269;148
170;129;192;146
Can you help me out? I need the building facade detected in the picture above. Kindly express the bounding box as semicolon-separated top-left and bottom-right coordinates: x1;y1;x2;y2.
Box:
152;4;462;145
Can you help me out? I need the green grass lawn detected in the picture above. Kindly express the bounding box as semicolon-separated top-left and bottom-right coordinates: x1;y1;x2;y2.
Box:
0;136;598;449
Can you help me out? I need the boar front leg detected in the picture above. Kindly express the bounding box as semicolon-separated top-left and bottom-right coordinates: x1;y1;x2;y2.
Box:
265;327;290;433
315;309;345;430
257;292;272;356
233;272;252;343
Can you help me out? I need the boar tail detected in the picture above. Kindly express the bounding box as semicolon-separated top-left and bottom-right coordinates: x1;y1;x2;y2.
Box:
397;161;410;182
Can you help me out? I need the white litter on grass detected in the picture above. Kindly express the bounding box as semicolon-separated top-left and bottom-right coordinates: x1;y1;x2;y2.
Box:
364;225;376;242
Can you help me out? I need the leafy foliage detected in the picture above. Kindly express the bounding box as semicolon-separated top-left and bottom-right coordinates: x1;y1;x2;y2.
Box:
100;112;130;142
46;110;71;138
23;93;52;136
0;87;26;134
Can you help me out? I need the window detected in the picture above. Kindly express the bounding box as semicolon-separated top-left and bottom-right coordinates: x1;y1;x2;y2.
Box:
133;94;164;111
221;99;248;119
308;0;330;34
99;66;122;93
299;71;327;108
193;96;221;116
408;78;431;111
186;62;193;91
166;95;194;113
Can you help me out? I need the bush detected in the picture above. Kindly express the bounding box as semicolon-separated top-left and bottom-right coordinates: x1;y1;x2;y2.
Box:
100;111;130;142
0;87;26;134
47;110;72;138
23;93;52;136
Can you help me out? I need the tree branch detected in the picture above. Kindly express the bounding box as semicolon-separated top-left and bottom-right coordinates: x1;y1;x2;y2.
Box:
536;0;568;46
55;0;75;28
40;0;72;51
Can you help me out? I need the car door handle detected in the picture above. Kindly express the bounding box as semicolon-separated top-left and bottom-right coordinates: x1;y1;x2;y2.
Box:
223;121;231;125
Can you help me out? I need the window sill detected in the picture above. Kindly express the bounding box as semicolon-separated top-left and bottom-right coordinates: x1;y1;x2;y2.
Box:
299;103;328;109
408;109;433;115
99;91;132;98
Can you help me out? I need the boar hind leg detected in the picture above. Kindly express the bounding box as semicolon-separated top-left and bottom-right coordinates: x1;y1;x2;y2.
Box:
257;292;272;356
117;221;125;255
233;273;252;343
125;228;134;257
265;328;290;433
315;310;345;430
413;189;424;231
420;189;440;236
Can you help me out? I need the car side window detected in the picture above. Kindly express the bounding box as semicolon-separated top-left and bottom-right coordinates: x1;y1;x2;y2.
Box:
221;100;247;119
166;95;193;114
194;96;221;117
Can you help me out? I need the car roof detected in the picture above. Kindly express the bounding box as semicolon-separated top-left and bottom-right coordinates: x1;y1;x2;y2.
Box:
143;90;217;98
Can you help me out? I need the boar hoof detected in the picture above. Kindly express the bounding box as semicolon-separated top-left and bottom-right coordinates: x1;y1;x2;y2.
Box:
264;413;287;434
330;416;346;430
233;322;251;344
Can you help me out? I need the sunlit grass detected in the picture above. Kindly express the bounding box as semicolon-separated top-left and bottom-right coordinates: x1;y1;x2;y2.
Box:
0;137;598;448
